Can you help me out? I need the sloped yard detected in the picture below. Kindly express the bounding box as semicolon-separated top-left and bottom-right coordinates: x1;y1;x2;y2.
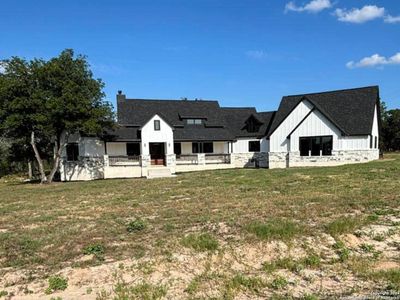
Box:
0;154;399;299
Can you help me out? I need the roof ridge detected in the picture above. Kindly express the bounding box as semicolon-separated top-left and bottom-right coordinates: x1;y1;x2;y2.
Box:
124;98;219;103
284;85;378;98
221;107;256;110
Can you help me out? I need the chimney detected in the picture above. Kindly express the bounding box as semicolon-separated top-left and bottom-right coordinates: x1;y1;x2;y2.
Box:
117;90;126;102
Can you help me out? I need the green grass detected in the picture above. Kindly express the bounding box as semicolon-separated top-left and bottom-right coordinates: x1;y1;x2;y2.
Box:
45;275;68;294
0;153;399;274
181;233;219;252
262;254;321;274
245;219;303;241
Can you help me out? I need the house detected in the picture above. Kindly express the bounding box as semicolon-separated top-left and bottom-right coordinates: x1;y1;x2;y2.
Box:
59;86;380;181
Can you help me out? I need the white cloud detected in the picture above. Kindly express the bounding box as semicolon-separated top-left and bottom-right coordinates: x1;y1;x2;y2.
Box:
245;50;268;59
285;0;332;13
384;15;400;24
346;52;400;69
334;5;385;23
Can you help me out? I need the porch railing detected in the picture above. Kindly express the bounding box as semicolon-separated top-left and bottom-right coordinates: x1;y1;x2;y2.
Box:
109;155;140;166
176;154;198;165
205;153;231;164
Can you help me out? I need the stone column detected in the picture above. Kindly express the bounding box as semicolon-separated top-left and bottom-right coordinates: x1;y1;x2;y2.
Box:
165;154;176;174
140;154;151;177
197;153;206;165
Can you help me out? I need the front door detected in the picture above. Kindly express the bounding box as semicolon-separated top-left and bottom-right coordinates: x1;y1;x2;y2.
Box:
149;143;165;165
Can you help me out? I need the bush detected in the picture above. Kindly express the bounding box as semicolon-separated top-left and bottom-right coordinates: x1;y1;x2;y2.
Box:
83;243;105;260
270;276;288;290
127;219;146;233
181;233;219;252
45;276;68;294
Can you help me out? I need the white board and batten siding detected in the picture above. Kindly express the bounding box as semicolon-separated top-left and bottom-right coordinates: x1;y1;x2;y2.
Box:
269;100;314;152
141;114;174;155
232;138;268;153
271;100;378;152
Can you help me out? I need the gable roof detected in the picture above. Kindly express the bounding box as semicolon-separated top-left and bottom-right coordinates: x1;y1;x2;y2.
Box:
267;86;379;137
220;108;275;138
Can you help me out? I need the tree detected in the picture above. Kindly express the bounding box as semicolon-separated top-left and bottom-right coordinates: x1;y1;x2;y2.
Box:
0;49;115;183
381;108;400;151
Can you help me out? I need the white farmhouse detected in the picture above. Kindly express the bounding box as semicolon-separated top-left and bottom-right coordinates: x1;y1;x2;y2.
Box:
59;86;380;180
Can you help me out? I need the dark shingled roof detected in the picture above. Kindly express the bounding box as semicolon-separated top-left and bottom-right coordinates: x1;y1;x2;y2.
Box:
267;86;379;137
114;97;276;141
221;108;275;138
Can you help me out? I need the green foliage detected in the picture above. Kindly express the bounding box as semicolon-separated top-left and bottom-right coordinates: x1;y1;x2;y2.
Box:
0;49;115;181
45;276;68;294
229;274;266;292
83;243;105;260
181;233;219;252
108;278;167;300
333;241;350;262
360;243;375;253
380;103;400;151
0;290;8;297
263;254;321;274
302;294;320;300
270;275;289;290
245;219;303;241
325;217;365;236
127;219;147;233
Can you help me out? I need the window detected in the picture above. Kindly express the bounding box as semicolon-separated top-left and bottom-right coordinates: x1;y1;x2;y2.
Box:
66;143;79;161
370;136;373;149
192;142;214;153
299;136;333;156
374;136;378;149
186;119;202;125
174;143;181;155
203;142;213;153
126;143;140;156
248;141;260;152
154;120;160;131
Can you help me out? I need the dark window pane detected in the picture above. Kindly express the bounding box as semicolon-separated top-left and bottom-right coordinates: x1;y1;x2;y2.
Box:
370;136;373;149
203;142;214;153
321;136;333;156
66;143;79;161
174;143;181;155
127;143;140;156
154;120;160;131
311;137;321;156
192;142;199;153
299;138;310;156
374;136;378;149
248;141;260;152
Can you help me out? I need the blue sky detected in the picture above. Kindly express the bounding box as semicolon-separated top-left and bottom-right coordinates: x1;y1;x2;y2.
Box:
1;0;399;111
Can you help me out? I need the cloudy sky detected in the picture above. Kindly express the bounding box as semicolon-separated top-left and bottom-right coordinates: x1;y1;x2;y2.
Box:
1;0;399;110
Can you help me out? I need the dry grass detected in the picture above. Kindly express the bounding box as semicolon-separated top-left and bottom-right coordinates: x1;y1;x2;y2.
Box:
0;153;399;298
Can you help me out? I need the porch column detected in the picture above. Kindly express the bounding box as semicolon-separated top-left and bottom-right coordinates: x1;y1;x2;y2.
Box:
197;153;206;165
103;154;109;167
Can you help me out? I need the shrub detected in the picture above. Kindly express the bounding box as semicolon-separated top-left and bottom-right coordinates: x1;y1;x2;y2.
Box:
127;219;146;233
181;233;219;252
83;243;104;255
270;276;288;290
45;276;68;294
245;219;303;241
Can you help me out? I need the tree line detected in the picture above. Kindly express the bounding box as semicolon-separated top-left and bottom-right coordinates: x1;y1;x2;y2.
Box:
0;49;115;183
380;102;400;152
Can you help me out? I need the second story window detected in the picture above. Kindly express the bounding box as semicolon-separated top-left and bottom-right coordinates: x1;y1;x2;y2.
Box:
186;119;202;125
154;120;160;131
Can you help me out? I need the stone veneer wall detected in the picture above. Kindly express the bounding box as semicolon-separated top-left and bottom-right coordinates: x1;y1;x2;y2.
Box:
288;149;379;168
268;152;288;169
60;157;104;181
232;152;269;168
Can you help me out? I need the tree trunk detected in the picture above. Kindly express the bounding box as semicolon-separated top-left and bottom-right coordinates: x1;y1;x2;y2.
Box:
28;160;33;179
48;133;68;183
30;131;47;183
